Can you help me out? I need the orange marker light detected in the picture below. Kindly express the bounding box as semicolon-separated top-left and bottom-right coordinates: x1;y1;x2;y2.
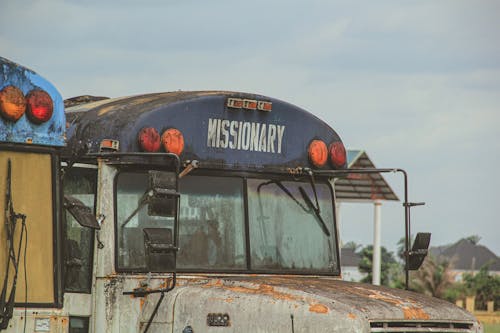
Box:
26;89;53;123
162;128;184;155
227;98;243;109
308;140;328;167
329;141;346;168
0;85;26;121
100;139;120;151
243;99;257;110
257;101;272;112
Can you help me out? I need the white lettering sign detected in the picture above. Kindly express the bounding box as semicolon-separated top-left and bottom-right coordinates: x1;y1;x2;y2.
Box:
207;118;285;154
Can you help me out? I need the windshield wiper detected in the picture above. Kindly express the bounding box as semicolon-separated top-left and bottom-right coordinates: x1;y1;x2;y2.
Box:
258;179;331;237
257;180;309;213
298;186;330;237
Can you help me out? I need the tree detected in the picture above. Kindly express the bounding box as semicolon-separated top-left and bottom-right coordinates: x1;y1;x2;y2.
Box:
465;235;481;245
357;245;399;286
343;241;361;251
462;265;500;311
410;255;456;299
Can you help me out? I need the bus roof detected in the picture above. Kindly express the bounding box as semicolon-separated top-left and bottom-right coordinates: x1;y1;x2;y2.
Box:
66;91;346;173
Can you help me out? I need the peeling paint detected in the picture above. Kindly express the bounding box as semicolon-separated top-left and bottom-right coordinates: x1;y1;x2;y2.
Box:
309;304;329;314
104;276;125;322
92;272;477;330
139;297;146;311
403;306;430;320
228;284;298;302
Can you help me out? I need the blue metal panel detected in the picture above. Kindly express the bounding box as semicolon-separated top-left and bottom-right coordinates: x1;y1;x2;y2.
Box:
66;92;346;172
0;57;65;147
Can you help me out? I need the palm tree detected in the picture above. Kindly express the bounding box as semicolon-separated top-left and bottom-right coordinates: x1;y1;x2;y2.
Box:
411;255;456;298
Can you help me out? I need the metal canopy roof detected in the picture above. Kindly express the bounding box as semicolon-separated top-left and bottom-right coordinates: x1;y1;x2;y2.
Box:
335;150;399;202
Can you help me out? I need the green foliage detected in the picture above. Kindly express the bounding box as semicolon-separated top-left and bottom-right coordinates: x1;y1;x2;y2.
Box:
411;260;500;311
465;235;481;245
410;254;456;298
484;323;500;333
353;237;499;312
462;266;500;311
344;241;361;251
357;245;398;286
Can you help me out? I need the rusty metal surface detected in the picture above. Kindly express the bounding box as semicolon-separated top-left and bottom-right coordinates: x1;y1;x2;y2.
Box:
105;274;479;332
174;275;475;322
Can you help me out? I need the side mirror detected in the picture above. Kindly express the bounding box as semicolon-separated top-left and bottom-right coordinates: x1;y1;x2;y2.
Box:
143;227;176;272
147;170;179;217
64;195;100;229
407;232;431;270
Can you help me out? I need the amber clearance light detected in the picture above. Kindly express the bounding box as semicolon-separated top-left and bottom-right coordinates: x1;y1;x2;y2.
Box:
0;85;26;121
161;128;184;156
308;140;328;168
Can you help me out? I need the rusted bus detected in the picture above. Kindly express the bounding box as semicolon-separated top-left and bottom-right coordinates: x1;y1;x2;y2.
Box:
61;91;483;332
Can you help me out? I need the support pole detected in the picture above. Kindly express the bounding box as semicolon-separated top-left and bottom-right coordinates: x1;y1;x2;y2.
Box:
372;200;382;285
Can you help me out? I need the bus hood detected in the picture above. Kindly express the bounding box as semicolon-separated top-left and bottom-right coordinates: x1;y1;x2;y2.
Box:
152;275;481;332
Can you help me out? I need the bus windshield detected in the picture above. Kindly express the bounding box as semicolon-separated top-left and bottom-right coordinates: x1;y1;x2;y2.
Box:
247;179;337;273
116;173;339;274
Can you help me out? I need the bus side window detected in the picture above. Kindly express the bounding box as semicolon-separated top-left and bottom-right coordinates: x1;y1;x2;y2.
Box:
63;167;97;293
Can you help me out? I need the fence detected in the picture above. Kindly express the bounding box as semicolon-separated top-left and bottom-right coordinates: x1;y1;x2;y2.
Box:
456;297;500;324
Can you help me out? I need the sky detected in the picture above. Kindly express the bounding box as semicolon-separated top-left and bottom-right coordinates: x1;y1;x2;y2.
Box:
1;0;499;256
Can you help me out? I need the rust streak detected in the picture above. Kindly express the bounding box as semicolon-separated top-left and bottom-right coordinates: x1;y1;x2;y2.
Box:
367;290;403;306
203;280;301;302
309;304;329;314
348;313;357;319
403;307;430;320
224;284;298;302
140;297;146;311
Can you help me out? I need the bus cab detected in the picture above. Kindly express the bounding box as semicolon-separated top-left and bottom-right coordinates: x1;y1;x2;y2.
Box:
0;57;66;331
62;91;482;332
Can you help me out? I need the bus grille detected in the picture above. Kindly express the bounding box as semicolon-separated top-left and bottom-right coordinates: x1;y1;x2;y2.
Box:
370;321;474;333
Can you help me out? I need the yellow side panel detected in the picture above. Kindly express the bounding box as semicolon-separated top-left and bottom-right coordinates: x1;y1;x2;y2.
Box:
0;151;55;304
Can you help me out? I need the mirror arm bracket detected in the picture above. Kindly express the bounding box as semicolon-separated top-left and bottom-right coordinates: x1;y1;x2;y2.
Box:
179;160;199;178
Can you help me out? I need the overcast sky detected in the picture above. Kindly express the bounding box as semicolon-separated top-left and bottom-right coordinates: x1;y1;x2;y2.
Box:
1;0;499;256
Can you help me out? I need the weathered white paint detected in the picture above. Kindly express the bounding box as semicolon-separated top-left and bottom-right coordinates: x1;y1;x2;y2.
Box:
372;201;382;286
207;118;285;153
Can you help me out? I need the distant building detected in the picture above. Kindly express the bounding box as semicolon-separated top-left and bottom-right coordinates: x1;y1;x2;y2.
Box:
336;150;398;285
430;238;500;280
340;247;367;282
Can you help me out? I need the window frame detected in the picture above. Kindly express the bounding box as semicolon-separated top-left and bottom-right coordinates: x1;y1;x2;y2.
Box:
62;163;98;294
113;166;179;273
113;168;341;276
246;177;340;275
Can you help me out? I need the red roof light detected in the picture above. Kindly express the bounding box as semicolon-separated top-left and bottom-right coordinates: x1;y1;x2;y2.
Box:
138;127;161;152
329;141;346;168
26;89;53;124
